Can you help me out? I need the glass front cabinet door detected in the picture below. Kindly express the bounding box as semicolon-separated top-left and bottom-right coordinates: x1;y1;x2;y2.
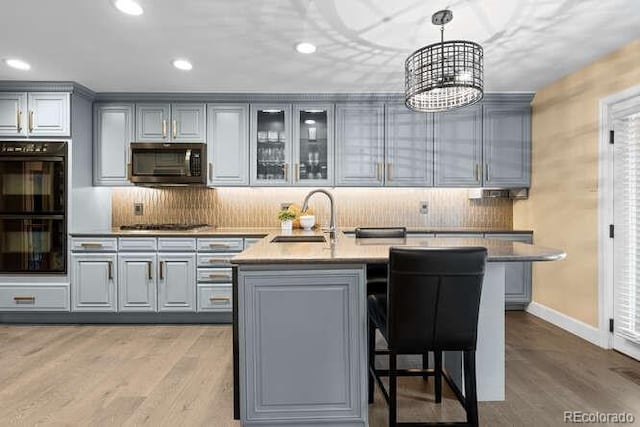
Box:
292;104;334;186
250;104;292;186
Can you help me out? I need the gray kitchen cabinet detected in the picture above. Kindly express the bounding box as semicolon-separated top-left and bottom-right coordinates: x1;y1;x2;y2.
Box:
483;103;531;187
434;105;483;187
93;103;134;186
250;104;293;186
292;104;334;186
118;253;157;312
335;103;385;186
0;92;27;136
71;253;117;312
136;103;171;141
157;253;196;312
385;103;433;186
170;103;206;142
485;233;533;308
238;266;366;424
207;104;249;186
26;92;70;136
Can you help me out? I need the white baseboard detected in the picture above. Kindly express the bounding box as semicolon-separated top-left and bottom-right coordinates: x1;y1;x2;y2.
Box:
526;302;607;348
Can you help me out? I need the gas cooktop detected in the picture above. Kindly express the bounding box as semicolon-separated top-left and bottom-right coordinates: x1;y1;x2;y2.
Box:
119;223;210;231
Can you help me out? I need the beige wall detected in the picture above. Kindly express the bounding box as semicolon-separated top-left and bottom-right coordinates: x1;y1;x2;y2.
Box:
514;39;640;327
112;187;512;229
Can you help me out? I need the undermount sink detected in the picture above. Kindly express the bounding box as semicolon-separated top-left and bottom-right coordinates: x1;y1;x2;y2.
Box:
270;235;326;243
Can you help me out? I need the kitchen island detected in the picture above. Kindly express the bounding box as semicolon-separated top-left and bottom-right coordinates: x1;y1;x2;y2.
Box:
231;232;565;426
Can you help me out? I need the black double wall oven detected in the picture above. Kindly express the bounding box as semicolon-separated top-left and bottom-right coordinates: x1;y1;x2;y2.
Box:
0;142;67;274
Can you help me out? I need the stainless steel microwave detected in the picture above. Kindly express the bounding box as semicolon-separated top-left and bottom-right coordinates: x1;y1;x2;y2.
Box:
129;143;206;186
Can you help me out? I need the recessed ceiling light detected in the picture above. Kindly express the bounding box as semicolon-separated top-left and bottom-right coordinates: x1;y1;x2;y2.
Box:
113;0;143;16
172;59;193;71
295;42;316;54
4;59;31;71
304;119;316;125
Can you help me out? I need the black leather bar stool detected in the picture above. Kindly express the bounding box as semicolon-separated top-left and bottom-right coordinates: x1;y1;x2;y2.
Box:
368;247;487;427
354;227;407;296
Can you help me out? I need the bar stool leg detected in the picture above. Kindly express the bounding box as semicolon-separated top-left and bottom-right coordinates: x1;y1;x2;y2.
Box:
422;352;429;381
434;351;442;403
368;319;375;404
463;350;479;426
389;351;397;427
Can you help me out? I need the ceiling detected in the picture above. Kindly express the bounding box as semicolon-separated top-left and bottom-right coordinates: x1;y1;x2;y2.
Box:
1;0;639;93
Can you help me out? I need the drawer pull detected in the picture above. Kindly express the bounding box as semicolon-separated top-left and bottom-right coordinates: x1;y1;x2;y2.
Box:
209;243;233;248
80;242;104;248
14;296;35;304
209;296;231;303
148;261;153;280
208;273;230;279
208;258;230;264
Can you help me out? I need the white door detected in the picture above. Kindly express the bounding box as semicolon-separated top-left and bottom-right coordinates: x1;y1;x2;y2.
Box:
612;99;640;361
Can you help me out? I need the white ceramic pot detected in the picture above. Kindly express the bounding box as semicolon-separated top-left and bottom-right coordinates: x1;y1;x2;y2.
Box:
281;220;293;231
299;215;316;230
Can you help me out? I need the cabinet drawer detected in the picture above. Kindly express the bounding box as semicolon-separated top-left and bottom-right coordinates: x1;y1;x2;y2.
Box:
119;237;158;251
0;286;70;311
197;253;235;267
158;238;196;252
198;285;232;312
71;237;118;252
198;268;233;283
244;238;263;249
197;238;243;252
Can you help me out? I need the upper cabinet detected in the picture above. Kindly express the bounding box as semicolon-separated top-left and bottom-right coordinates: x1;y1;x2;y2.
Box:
335;103;385;186
94;103;134;186
482;103;531;188
385;104;433;187
292;104;334;186
0;92;69;137
433;105;483;187
207;104;249;186
250;104;292;186
135;103;206;142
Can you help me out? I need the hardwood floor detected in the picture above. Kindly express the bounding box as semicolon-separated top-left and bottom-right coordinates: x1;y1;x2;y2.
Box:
1;312;639;426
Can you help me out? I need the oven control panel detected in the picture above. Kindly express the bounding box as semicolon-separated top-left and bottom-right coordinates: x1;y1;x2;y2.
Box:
1;143;49;153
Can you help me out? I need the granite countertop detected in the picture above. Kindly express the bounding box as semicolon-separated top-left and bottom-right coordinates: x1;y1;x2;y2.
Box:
70;226;532;237
232;231;565;265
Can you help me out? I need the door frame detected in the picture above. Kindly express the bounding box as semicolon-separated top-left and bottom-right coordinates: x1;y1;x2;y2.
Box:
598;84;640;349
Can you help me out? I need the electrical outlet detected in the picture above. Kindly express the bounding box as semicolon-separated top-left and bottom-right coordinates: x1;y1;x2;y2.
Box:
280;202;292;210
419;201;428;215
134;203;144;216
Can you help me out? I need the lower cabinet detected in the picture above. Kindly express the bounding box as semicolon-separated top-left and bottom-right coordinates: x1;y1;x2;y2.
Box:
158;253;196;312
118;253;157;312
486;233;533;307
72;253;117;312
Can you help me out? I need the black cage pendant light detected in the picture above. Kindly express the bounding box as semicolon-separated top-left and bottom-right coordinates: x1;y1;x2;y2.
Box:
405;9;483;112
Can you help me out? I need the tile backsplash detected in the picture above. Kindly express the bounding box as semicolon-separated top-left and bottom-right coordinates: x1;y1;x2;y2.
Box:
112;187;512;228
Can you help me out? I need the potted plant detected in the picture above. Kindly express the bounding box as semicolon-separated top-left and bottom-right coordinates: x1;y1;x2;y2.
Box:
278;210;296;231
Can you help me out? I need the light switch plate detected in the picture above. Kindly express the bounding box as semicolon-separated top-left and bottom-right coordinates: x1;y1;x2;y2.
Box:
134;203;144;216
419;201;428;215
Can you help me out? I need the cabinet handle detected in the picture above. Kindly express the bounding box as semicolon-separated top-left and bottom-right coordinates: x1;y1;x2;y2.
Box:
162;119;167;139
283;163;289;181
485;163;490;181
107;261;113;280
28;111;34;132
387;162;392;182
159;261;164;280
295;163;300;182
376;163;382;181
208;162;213;181
80;242;103;248
209;258;230;264
14;296;35;304
147;261;152;280
127;163;132;180
474;163;480;182
208;273;231;279
17;110;22;132
210;296;231;303
209;242;232;248
172;119;177;139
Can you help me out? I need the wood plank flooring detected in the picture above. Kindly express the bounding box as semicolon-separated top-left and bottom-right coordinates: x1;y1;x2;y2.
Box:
1;312;639;426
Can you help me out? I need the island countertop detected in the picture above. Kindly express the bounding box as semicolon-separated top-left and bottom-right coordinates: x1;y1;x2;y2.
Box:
232;231;565;264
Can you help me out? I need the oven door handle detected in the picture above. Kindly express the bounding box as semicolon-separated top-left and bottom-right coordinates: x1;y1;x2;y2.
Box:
0;156;64;162
0;214;64;220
